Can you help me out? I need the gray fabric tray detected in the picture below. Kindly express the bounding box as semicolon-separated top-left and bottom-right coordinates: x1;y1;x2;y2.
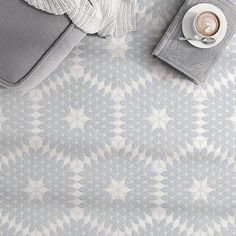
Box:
152;0;236;83
0;0;86;89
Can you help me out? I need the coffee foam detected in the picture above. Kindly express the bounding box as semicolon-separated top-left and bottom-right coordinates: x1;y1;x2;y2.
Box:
196;11;220;36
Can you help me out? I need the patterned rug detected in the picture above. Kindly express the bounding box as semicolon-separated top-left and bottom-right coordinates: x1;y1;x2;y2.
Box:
0;0;235;235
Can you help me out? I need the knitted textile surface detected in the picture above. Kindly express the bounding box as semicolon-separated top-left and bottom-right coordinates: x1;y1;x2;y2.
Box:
24;0;76;14
24;0;137;37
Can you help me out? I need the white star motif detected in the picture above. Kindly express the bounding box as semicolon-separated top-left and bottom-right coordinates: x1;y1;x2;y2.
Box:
65;107;90;131
146;108;171;130
188;179;213;202
106;179;130;202
193;135;208;149
106;37;129;60
194;86;208;101
23;179;48;202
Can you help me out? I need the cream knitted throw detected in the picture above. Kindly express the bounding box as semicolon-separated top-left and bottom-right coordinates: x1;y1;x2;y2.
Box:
24;0;137;38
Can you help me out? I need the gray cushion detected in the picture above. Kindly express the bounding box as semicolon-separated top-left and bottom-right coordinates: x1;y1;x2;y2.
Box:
0;0;86;89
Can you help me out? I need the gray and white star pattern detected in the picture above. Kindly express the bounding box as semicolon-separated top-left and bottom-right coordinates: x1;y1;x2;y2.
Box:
0;0;235;235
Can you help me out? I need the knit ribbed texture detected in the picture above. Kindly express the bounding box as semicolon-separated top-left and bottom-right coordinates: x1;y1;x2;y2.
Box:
24;0;76;15
24;0;137;37
114;0;137;37
67;1;102;34
96;0;117;38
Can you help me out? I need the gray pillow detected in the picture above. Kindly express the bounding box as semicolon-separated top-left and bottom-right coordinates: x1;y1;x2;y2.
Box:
0;0;86;91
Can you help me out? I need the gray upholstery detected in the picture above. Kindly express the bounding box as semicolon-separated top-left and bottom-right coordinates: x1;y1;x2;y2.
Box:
0;0;86;89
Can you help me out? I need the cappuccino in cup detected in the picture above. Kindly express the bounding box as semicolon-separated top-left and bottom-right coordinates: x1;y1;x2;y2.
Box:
193;11;220;37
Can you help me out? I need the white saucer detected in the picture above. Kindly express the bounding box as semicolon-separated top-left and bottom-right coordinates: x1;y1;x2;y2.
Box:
182;3;227;49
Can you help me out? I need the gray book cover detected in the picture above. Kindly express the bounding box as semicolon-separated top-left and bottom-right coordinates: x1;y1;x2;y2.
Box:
152;0;236;83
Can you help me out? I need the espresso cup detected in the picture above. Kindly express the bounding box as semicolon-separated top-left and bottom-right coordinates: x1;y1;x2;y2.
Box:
193;11;221;38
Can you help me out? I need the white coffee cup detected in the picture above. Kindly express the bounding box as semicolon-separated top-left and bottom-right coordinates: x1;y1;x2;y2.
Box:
193;11;221;38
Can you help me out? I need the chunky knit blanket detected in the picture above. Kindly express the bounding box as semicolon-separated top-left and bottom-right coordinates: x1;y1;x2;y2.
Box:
24;0;137;38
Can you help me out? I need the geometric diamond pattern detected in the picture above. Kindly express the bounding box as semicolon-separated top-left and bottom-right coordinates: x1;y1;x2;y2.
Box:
0;0;235;235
